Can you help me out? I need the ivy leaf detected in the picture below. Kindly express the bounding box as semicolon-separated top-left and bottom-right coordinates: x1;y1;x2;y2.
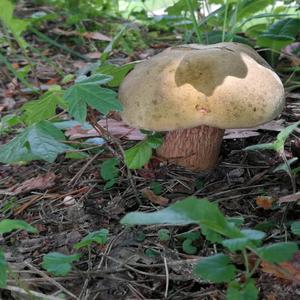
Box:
227;279;259;300
64;74;122;123
21;88;64;125
0;250;8;288
0;121;73;163
158;229;171;241
193;254;236;283
100;158;119;181
256;242;298;263
0;0;29;48
42;252;81;276
182;239;198;254
74;229;109;249
0;219;37;234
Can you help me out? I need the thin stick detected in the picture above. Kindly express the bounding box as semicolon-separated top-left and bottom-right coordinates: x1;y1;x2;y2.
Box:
163;256;170;299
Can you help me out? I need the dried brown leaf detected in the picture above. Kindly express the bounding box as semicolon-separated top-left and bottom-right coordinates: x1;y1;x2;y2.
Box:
142;188;169;206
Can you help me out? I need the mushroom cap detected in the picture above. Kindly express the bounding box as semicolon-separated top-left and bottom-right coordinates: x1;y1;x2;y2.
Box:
119;42;285;131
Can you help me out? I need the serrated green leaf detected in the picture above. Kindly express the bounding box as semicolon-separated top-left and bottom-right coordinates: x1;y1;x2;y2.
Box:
42;252;81;276
96;63;136;87
121;197;243;239
0;219;37;234
194;254;236;283
222;229;265;252
124;141;152;169
291;221;300;236
257;242;298;263
21;89;64;125
74;229;109;249
0;121;73;164
227;279;259;300
0;0;29;48
27;121;71;162
76;74;113;85
0;250;8;288
64;75;122;123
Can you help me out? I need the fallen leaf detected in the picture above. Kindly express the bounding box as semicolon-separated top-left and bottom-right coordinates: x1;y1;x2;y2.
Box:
65;118;145;141
142;188;169;206
83;32;112;41
256;196;275;209
278;192;300;204
86;52;101;59
261;251;300;285
0;172;56;196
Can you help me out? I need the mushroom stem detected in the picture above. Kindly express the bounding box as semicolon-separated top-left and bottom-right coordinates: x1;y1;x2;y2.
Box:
156;125;225;171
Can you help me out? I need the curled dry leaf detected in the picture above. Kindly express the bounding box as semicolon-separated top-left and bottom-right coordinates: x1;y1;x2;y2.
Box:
66;118;145;141
261;251;300;285
142;188;169;206
256;196;275;210
0;172;56;196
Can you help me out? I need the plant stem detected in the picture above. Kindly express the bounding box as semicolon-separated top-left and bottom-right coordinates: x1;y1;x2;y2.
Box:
280;150;297;194
186;0;202;43
222;0;229;42
242;249;250;276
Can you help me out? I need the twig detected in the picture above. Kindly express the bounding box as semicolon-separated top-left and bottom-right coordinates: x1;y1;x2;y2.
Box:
24;262;79;300
4;285;64;300
163;256;170;299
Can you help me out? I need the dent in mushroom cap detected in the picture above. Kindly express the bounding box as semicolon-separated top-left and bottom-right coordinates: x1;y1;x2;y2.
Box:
119;42;285;131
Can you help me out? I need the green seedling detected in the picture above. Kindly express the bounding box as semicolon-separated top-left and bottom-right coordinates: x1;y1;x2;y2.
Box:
74;229;109;249
245;121;300;193
100;158;120;190
42;252;81;276
0;219;37;288
121;197;299;299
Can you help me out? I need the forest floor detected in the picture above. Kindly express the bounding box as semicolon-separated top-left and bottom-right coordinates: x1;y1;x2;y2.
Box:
1;2;300;300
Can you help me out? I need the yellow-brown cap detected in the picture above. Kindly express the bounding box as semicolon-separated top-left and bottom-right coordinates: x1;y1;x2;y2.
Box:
119;42;285;131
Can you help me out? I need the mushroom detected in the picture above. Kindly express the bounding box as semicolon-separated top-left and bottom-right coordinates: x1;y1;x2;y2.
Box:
118;42;285;171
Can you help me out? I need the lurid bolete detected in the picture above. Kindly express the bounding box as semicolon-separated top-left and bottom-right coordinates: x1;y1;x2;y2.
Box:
119;42;285;171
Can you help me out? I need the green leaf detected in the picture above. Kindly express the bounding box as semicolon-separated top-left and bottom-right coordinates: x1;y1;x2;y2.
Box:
227;279;259;300
244;143;275;151
0;114;22;134
0;250;8;288
146;135;163;149
236;0;274;21
21;89;64;125
74;229;109;249
291;221;300;236
273;158;298;173
194;254;236;283
124;141;152;169
257;18;300;50
0;121;73;164
201;225;223;243
149;182;162;195
76;74;113;85
27;121;71;162
256;242;298;263
166;0;198;15
100;158;119;181
96;63;136;87
182;238;198;254
222;229;265;252
158;229;170;241
64;74;122;123
0;0;29;48
121;197;243;239
42;252;81;276
0;219;37;234
274;121;300;152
